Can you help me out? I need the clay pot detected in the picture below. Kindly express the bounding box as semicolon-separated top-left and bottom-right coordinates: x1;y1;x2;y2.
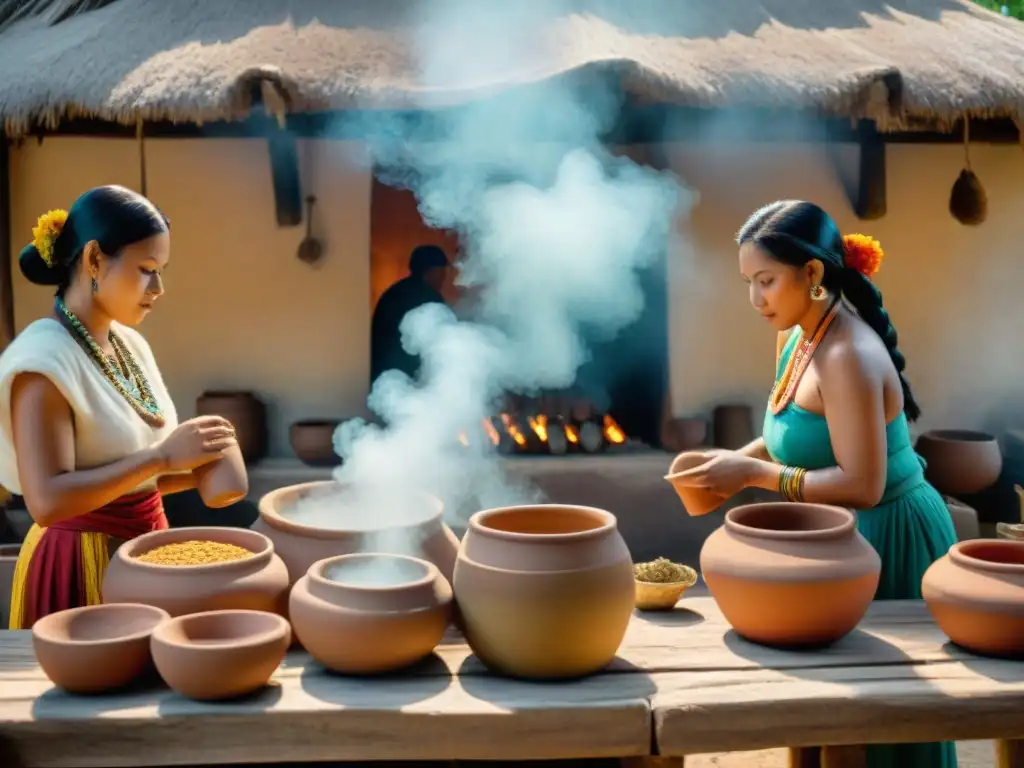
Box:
700;502;881;648
102;527;289;618
32;603;169;694
944;496;980;541
196;390;268;462
922;540;1024;658
289;420;342;467
664;451;728;517
712;404;754;450
290;553;452;674
0;543;20;628
254;481;460;590
151;609;291;700
453;504;634;679
915;429;1002;496
194;443;249;508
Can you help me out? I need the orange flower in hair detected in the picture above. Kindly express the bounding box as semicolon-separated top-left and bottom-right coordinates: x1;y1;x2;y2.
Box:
842;233;884;278
32;209;69;268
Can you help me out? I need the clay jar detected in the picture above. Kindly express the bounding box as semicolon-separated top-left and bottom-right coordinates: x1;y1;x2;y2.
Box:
196;390;268;462
289;420;342;466
664;451;728;517
102;527;289;618
922;540;1024;658
700;502;881;648
193;443;249;508
915;429;1002;496
290;553;452;674
453;503;635;679
254;481;460;590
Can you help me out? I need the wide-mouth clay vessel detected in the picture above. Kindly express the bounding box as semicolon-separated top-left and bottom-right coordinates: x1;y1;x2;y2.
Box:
922;539;1024;658
254;481;460;590
700;502;881;648
32;603;170;694
914;429;1002;497
290;553;452;674
102;527;289;618
150;609;291;701
453;503;635;679
664;451;728;517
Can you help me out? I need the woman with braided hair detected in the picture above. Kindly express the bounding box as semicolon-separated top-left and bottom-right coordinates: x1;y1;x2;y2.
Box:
672;200;957;767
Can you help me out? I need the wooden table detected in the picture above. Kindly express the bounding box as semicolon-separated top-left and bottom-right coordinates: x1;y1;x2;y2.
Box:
0;597;1021;767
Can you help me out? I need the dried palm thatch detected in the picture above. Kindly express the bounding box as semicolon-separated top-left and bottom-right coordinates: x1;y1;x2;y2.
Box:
0;0;1021;136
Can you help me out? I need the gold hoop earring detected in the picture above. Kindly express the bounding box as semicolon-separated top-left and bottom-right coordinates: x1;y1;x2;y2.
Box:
809;284;827;301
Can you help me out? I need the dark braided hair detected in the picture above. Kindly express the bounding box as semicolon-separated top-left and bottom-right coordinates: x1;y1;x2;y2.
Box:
737;200;920;421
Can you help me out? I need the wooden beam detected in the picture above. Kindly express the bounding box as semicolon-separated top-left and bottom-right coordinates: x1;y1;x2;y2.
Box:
0;130;13;349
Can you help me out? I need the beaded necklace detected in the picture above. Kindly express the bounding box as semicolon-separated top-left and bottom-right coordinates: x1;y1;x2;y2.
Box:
54;297;166;428
769;298;841;415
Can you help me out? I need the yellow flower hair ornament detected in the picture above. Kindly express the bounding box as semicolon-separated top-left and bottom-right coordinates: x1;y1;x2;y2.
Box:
842;233;884;278
31;209;69;268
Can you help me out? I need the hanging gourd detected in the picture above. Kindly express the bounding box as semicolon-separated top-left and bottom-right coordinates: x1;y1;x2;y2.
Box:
949;117;987;226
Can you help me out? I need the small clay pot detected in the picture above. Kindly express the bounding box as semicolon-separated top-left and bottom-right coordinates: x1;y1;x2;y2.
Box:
196;390;268;462
151;609;291;700
700;502;881;648
289;420;342;467
254;481;460;589
635;567;698;612
664;451;728;517
194;443;249;508
453;504;635;679
32;603;170;694
290;553;452;674
915;429;1002;496
102;527;289;618
922;540;1024;658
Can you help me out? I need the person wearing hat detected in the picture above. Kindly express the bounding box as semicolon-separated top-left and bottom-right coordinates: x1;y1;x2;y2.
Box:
370;244;451;385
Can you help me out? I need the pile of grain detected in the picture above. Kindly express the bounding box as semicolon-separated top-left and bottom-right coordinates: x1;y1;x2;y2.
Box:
135;540;252;565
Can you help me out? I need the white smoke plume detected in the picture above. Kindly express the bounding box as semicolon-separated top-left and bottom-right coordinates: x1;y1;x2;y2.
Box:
328;0;695;526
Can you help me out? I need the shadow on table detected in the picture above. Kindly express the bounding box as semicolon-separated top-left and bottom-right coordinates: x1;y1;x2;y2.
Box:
943;643;1024;683
632;604;706;629
722;625;919;672
299;652;454;708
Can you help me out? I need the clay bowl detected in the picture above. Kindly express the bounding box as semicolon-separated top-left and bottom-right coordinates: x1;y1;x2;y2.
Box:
32;603;170;694
151;609;291;701
922;540;1024;658
664;451;728;516
634;565;699;612
289;553;453;675
915;429;1002;496
102;526;289;618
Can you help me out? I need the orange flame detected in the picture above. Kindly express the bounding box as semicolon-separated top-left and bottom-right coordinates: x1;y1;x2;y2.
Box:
482;418;500;446
457;431;469;447
528;414;549;443
603;414;626;444
500;413;527;447
565;424;579;444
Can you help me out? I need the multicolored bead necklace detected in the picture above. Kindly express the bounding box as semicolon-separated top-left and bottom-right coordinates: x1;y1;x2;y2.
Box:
54;296;166;428
769;298;841;415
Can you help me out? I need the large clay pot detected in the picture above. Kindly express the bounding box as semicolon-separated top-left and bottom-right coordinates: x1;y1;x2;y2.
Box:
915;429;1002;497
712;404;754;450
289;420;342;467
102;527;289;617
196;390;268;463
664;451;728;517
453;503;634;679
254;481;460;590
700;502;881;648
290;553;452;674
922;539;1024;658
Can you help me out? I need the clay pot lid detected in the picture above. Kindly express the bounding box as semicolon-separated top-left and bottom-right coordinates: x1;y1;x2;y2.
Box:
257;481;444;540
949;540;1024;575
724;502;856;541
115;526;272;572
468;503;617;543
152;609;290;651
32;603;170;646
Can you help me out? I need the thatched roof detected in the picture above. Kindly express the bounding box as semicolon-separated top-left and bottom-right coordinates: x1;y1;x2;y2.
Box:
0;0;1021;136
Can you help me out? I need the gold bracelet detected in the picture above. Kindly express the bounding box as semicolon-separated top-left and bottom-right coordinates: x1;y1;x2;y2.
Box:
778;465;807;502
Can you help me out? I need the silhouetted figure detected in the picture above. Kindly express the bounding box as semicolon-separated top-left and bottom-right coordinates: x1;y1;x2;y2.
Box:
370;245;451;385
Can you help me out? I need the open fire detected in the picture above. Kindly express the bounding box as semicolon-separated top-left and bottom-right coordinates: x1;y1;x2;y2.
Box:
456;395;633;456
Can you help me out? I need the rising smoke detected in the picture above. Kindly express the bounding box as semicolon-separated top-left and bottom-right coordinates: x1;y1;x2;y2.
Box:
327;0;695;527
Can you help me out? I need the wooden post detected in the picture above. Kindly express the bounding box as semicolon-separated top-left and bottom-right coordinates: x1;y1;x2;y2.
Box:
0;130;13;350
997;739;1024;768
820;745;868;768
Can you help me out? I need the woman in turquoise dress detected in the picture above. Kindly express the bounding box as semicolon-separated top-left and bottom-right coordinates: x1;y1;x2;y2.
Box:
672;200;958;768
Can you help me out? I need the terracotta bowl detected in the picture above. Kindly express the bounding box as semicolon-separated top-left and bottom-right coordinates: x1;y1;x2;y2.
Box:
635;566;699;611
289;553;453;674
32;603;170;694
664;451;728;516
915;429;1002;496
151;609;291;701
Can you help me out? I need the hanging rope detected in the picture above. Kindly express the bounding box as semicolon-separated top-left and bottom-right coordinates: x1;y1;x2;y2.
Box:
136;118;147;197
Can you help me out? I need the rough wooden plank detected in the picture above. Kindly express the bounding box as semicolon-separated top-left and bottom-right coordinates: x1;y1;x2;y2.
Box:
0;657;652;767
998;739;1024;768
653;661;1024;755
0;598;969;682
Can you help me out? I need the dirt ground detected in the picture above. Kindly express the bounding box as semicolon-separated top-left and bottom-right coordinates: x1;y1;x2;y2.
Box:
685;740;993;766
